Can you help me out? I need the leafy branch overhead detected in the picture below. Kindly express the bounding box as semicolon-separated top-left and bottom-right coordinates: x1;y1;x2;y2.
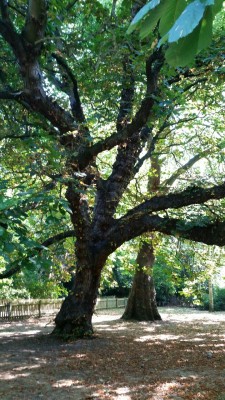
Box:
127;0;224;66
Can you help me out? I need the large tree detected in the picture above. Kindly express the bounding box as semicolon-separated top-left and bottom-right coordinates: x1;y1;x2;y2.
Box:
0;0;225;338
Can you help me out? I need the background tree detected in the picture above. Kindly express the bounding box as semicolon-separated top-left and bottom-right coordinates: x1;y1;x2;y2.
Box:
0;0;225;338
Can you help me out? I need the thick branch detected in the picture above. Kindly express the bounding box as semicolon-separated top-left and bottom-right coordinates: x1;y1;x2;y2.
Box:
0;19;25;61
116;55;135;131
127;48;164;135
119;182;225;224
0;90;77;133
23;0;47;49
76;128;128;169
108;215;225;250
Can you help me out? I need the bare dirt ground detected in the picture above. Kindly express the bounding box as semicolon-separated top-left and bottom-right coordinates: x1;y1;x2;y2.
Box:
0;307;225;400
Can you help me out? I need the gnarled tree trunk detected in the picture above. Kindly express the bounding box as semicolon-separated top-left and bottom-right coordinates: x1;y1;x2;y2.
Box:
122;241;161;321
53;261;102;338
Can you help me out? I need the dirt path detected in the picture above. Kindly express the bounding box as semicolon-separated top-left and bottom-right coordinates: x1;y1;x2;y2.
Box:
0;308;225;400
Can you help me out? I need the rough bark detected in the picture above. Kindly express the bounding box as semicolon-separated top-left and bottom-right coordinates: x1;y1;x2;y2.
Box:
122;242;161;321
53;261;102;338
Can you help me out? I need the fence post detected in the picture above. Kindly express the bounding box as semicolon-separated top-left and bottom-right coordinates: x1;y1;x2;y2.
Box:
38;300;42;318
6;302;11;319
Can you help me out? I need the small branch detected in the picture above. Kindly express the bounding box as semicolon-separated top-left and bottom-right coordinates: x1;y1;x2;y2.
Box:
161;151;209;189
52;52;86;124
116;55;135;131
66;0;79;11
0;230;75;279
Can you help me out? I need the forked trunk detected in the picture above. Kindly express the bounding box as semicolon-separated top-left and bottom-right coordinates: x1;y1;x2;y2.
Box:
122;242;161;321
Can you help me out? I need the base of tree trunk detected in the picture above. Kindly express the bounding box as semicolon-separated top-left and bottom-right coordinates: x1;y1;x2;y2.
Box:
51;317;94;340
121;245;162;322
52;263;102;340
52;293;95;340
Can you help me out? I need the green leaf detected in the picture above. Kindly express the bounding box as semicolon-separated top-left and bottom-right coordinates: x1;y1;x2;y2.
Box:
167;0;206;43
139;0;167;40
159;0;188;37
0;226;6;236
165;24;201;66
211;0;223;15
197;6;213;52
127;0;161;34
4;242;15;253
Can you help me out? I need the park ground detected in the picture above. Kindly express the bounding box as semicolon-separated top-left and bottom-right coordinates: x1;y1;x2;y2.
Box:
0;307;225;400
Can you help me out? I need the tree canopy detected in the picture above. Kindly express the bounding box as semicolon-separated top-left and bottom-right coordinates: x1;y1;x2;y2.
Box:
0;0;225;337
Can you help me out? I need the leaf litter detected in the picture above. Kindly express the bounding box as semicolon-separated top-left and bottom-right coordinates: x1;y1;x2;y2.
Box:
0;307;225;400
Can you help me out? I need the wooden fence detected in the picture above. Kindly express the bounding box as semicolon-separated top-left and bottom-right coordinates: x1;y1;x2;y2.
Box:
0;297;128;321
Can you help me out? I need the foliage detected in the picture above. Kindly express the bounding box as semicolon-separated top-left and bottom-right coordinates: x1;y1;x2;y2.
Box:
127;0;224;65
201;287;225;310
0;258;69;299
100;242;136;296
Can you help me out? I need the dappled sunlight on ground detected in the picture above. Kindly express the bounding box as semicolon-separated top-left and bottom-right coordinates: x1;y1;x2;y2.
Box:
0;308;225;399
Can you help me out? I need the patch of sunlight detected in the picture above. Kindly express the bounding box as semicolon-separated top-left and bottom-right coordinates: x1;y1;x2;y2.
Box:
93;324;111;329
0;329;42;337
52;379;82;388
75;354;86;358
12;365;41;372
92;387;131;400
135;334;181;342
0;372;31;380
93;314;121;323
182;337;204;341
115;387;130;395
153;380;181;397
96;326;129;332
141;326;155;333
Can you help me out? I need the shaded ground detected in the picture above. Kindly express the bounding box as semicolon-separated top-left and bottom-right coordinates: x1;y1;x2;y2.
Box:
0;307;225;400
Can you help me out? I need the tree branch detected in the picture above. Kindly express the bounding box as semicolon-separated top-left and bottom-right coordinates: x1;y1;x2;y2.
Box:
117;182;225;226
52;52;87;125
22;0;47;50
161;150;209;190
108;215;225;250
0;230;75;279
127;48;164;135
116;55;135;131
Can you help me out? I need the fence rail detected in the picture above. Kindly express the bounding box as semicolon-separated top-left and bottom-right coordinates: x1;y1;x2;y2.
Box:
0;297;128;321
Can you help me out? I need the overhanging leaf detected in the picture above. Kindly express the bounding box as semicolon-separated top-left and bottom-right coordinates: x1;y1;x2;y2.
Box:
197;6;213;52
165;24;201;66
139;1;166;39
167;0;206;43
159;0;188;37
127;0;161;34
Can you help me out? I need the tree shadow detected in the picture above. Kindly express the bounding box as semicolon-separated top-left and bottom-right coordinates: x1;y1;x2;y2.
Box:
0;312;225;399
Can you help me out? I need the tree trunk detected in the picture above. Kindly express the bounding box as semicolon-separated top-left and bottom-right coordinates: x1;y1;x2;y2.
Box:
122;242;161;321
53;263;102;339
208;276;214;312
